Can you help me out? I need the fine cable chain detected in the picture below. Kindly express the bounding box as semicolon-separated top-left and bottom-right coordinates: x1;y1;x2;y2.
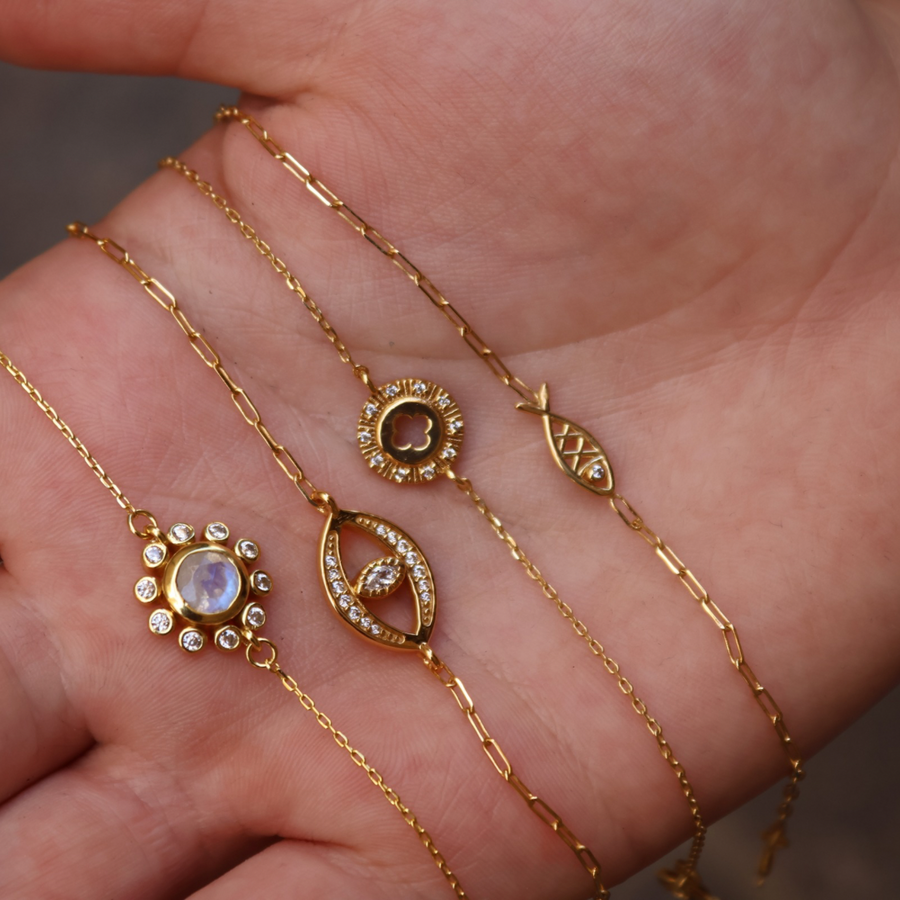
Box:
214;106;803;886
0;345;465;899
69;224;610;900
158;158;711;900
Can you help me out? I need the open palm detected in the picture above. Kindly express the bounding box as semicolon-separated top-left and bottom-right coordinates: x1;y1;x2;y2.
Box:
2;1;900;898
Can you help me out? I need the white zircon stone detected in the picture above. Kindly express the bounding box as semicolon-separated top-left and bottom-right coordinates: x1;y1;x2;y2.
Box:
144;544;165;566
205;522;228;541
149;610;173;634
180;630;205;653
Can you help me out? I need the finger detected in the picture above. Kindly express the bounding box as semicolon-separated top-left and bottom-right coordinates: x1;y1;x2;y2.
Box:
0;0;356;94
0;741;261;900
0;586;93;804
187;840;443;900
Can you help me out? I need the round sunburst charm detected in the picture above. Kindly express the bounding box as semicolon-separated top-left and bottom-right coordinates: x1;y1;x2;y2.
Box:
135;521;273;654
358;378;464;483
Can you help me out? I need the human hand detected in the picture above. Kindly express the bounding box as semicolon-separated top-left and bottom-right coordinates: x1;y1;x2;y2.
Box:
2;2;900;898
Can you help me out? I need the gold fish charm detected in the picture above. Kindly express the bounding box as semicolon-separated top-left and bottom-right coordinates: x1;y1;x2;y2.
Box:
517;383;614;496
318;508;436;650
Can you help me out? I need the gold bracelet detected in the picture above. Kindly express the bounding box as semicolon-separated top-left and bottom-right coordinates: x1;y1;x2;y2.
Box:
0;345;466;896
67;223;611;900
153;155;716;898
213;105;804;887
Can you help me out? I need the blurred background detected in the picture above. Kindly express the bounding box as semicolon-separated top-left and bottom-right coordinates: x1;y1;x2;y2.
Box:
0;59;897;899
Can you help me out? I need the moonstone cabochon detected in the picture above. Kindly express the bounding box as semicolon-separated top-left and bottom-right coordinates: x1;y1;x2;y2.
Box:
164;542;250;625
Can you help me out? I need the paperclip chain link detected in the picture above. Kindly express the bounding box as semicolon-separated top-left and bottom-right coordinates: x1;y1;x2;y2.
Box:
0;349;136;514
609;492;804;881
66;223;330;513
215;107;538;405
417;643;609;900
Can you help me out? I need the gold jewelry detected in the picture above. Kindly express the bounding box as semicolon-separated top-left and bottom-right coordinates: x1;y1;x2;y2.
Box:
0;344;465;895
213;105;804;888
154;151;716;899
68;223;610;900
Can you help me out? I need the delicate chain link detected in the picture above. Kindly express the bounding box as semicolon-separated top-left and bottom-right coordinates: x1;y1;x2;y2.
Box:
417;642;609;900
158;157;376;392
0;349;136;514
445;470;715;900
215;107;538;405
609;492;804;881
251;647;468;897
67;223;329;512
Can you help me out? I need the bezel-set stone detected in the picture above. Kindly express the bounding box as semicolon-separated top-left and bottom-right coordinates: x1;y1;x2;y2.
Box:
252;571;272;594
143;543;167;567
590;463;606;481
149;609;174;635
215;625;241;651
135;576;159;603
168;523;194;544
243;603;267;630
205;522;229;541
180;628;205;653
236;539;259;561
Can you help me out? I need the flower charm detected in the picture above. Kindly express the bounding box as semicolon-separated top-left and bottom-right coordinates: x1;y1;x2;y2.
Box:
135;521;272;654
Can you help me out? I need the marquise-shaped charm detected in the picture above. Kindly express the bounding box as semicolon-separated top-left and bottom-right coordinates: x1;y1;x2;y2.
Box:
318;509;436;650
517;383;615;496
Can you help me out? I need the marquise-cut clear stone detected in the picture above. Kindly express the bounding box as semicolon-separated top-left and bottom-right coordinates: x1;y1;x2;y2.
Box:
385;384;399;397
169;523;193;543
252;571;272;593
246;605;266;629
325;555;337;567
217;628;240;650
397;540;410;553
405;552;418;566
331;581;346;594
136;577;157;600
361;616;373;630
149;610;172;634
371;623;382;635
364;564;401;593
177;550;242;615
181;630;204;652
237;540;259;560
365;402;378;416
144;544;165;565
339;594;352;609
206;522;228;541
349;606;362;621
590;464;606;481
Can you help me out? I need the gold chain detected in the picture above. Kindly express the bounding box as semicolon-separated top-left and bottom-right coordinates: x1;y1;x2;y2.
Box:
445;471;714;900
66;222;328;512
609;493;804;882
0;349;136;514
70;224;609;899
159;149;710;897
214;107;539;405
418;641;609;900
158;157;375;393
215;107;804;883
